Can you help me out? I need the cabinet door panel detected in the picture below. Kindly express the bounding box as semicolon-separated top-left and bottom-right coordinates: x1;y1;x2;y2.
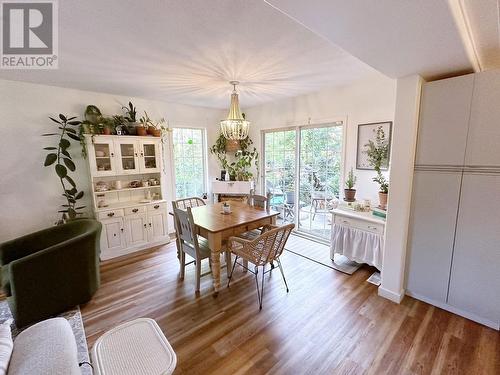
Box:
115;139;140;174
466;70;500;166
125;214;148;247
416;74;474;166
140;140;161;173
101;217;124;251
448;174;500;324
406;171;462;302
149;211;168;242
88;138;117;176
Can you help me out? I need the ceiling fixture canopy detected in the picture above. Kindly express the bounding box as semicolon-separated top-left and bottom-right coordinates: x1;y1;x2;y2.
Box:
220;81;250;140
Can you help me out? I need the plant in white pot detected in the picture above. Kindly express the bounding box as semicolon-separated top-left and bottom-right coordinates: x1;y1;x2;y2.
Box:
344;167;357;202
365;126;390;209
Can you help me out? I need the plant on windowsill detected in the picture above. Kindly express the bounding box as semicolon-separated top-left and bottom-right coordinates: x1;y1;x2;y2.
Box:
43;114;86;224
344;167;357;202
210;132;259;182
364;126;390;209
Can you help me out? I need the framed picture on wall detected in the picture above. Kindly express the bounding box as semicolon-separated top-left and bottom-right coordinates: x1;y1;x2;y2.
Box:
356;121;392;170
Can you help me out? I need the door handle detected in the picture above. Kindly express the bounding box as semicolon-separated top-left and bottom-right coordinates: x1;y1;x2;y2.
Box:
132;208;139;213
107;212;115;217
149;223;152;227
154;205;160;209
144;223;147;228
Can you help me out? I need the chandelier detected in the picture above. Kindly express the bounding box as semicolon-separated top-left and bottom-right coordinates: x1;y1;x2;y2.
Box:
220;81;250;140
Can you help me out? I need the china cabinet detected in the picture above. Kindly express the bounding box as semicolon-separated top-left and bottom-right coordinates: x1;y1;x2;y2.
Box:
85;135;170;260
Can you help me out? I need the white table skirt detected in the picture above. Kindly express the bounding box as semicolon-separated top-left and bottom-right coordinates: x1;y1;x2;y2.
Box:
330;224;383;269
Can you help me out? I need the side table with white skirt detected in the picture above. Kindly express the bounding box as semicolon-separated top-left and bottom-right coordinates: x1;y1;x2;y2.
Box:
330;208;385;270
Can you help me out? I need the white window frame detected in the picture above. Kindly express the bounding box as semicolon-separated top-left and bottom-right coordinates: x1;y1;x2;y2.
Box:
169;126;208;200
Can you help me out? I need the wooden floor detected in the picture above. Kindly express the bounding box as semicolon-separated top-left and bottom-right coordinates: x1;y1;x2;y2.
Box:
81;240;500;375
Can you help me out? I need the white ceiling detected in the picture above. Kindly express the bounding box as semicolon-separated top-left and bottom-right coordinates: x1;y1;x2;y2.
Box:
265;0;479;80
2;1;498;108
0;0;379;109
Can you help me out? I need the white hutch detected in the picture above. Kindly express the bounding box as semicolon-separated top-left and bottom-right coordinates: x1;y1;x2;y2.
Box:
85;135;169;260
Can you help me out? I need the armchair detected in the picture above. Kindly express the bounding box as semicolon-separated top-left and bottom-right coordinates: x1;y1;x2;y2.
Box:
0;219;102;327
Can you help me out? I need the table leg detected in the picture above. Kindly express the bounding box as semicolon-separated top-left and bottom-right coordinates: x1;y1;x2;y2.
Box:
208;232;222;296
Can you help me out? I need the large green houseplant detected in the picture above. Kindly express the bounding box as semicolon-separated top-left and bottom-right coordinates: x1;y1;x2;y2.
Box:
364;126;390;209
43;114;86;224
210;133;259;181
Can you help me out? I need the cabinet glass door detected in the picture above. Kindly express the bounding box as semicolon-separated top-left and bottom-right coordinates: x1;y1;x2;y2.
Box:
92;139;115;176
117;141;139;174
141;141;160;172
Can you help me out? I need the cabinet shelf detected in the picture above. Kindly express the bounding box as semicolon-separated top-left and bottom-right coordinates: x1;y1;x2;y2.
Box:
94;185;161;194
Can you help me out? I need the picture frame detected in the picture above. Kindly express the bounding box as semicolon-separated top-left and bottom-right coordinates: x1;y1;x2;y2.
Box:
356;121;392;170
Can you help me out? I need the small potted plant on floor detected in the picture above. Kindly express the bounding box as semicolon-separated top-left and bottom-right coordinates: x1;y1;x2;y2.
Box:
344;167;357;202
365;126;390;209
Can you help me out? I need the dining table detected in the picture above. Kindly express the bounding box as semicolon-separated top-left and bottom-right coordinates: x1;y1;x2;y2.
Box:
189;201;279;295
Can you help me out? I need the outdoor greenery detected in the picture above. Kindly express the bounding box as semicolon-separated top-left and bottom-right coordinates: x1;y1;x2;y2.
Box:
364;126;389;193
43;114;86;224
210;132;259;181
173;128;205;198
345;167;357;190
264;126;343;205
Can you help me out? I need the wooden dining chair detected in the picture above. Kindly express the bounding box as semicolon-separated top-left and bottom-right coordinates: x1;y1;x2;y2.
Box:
173;206;212;293
172;197;206;261
227;223;295;309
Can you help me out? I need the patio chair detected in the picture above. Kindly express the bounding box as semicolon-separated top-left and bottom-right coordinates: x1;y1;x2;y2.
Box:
227;223;295;309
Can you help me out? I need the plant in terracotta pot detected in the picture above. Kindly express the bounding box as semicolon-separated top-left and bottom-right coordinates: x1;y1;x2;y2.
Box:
139;111;166;137
344;167;357;202
365;126;390;209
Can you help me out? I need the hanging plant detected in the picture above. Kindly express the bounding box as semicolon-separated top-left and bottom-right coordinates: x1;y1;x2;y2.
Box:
43;114;86;224
210;132;259;182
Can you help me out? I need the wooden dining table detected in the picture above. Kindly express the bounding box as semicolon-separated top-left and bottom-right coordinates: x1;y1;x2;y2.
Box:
190;201;279;295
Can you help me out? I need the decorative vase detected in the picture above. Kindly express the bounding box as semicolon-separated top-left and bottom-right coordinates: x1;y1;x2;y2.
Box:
344;189;356;202
378;192;388;210
136;125;147;136
126;122;137;135
225;139;240;152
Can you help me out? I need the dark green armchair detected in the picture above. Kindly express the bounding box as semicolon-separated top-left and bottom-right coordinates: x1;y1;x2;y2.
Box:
0;219;102;327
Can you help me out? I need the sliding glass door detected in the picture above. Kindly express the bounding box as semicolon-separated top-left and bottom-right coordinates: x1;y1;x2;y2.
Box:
263;122;343;241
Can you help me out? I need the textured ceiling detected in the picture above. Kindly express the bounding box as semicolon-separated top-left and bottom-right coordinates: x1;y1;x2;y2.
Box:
265;0;477;80
0;0;379;109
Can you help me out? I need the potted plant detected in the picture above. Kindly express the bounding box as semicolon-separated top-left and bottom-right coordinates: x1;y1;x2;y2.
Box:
139;111;166;137
365;126;390;209
344;167;357;202
122;101;138;135
101;117;115;135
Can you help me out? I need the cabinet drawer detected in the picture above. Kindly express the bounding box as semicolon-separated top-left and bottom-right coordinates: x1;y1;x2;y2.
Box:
124;206;146;216
147;202;166;212
98;209;124;220
334;215;384;235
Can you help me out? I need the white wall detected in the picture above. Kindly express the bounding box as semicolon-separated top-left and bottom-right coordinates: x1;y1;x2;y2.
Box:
243;73;397;202
0;79;223;242
379;75;423;303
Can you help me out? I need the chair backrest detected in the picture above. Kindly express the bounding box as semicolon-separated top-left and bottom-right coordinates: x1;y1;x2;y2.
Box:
173;197;206;210
244;224;295;266
172;206;201;256
248;190;272;212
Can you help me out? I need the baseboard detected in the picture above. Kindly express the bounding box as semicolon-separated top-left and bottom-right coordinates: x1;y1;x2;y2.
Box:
406;290;499;331
100;238;170;261
378;286;405;303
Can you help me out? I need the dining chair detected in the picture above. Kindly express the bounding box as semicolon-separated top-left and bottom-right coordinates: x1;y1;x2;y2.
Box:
227;223;295;309
173;206;212;293
240;191;272;240
172;197;206;261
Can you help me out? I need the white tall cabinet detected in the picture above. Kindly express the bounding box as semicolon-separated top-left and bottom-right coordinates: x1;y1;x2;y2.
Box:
86;135;170;260
406;71;500;330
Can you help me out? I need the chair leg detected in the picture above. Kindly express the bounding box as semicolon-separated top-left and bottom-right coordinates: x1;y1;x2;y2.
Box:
277;258;289;293
254;266;262;310
179;250;185;280
195;258;201;292
260;265;265;310
227;255;238;288
225;250;232;277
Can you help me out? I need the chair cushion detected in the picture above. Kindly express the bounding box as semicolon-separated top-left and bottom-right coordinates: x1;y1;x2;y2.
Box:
181;237;211;259
8;318;80;375
0;267;10;297
0;319;13;375
238;229;261;241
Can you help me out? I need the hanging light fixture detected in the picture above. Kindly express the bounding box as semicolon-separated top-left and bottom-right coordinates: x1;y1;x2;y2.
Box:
220;81;250;140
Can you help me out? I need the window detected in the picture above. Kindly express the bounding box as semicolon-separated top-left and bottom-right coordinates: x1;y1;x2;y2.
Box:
172;128;207;199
